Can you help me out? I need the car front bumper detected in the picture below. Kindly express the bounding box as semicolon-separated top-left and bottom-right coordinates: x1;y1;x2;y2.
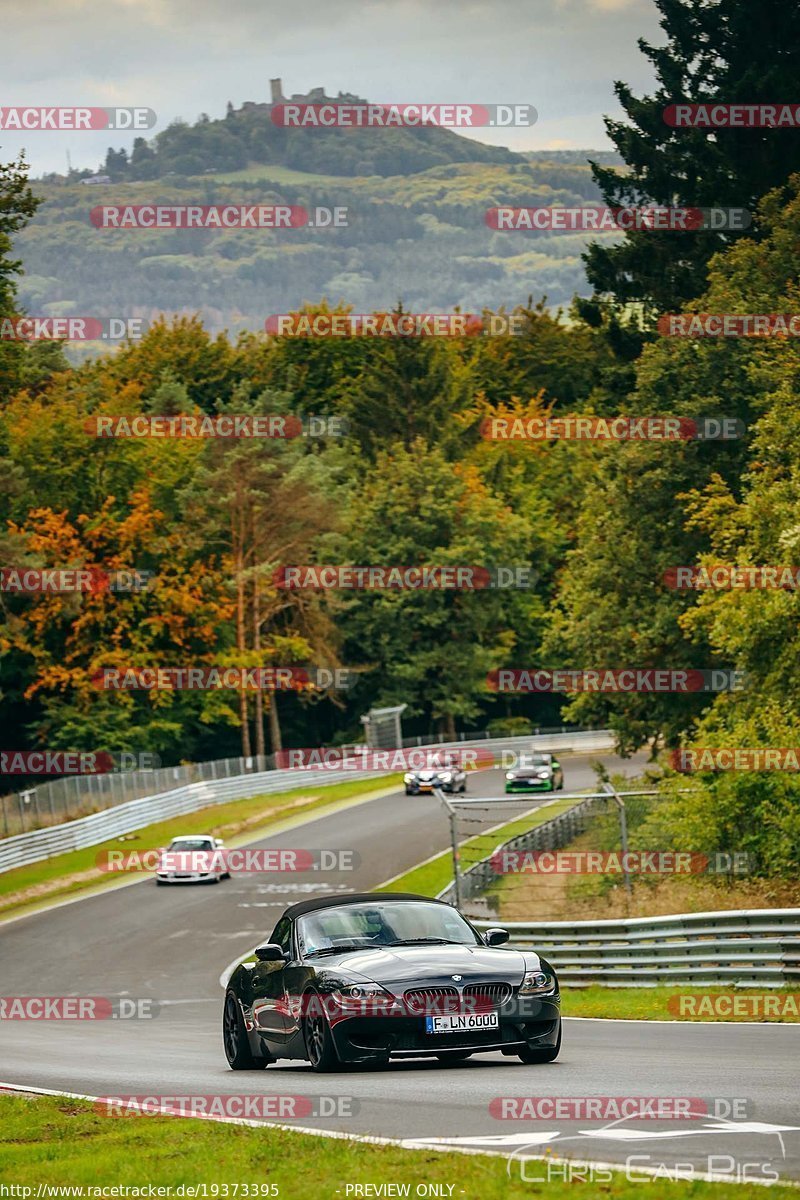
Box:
505;779;554;792
156;871;217;882
327;997;561;1062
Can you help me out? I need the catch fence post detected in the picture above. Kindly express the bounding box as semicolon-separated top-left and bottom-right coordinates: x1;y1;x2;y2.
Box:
435;787;462;910
603;780;632;900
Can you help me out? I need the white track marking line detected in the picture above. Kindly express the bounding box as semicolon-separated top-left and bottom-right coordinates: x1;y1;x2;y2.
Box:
0;1080;796;1187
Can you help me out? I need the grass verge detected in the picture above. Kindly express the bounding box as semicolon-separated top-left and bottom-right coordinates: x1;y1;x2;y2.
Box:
3;1094;799;1197
0;776;401;921
562;985;800;1023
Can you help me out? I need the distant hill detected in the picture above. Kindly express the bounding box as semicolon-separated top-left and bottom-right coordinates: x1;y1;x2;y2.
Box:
95;81;524;182
523;150;624;166
19;88;622;343
18;153;618;348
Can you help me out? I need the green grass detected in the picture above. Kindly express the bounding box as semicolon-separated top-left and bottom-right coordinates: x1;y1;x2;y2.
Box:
0;776;401;920
3;1094;799;1197
377;795;584;897
562;985;800;1022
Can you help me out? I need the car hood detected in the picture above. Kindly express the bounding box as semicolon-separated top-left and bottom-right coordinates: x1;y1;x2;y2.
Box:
509;767;552;777
313;943;539;989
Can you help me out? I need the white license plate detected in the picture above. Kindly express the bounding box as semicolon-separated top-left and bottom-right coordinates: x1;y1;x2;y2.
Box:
425;1011;499;1033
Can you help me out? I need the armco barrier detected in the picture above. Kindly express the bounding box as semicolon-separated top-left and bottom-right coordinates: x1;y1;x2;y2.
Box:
0;725;608;837
0;730;615;874
472;909;800;988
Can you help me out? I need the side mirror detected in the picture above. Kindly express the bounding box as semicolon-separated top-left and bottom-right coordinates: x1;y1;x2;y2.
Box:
254;942;286;962
485;927;509;946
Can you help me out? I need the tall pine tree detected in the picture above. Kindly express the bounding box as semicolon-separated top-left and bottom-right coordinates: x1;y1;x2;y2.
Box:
585;0;800;314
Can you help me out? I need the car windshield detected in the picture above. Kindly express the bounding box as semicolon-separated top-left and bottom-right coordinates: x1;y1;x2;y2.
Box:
168;838;214;851
297;901;481;956
528;754;552;766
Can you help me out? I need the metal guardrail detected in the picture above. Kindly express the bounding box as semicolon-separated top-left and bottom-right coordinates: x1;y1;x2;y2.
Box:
472;909;800;988
0;767;382;875
0;729;615;874
0;724;600;837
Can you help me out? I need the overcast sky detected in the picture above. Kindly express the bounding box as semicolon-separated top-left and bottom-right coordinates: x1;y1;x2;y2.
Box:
0;0;662;176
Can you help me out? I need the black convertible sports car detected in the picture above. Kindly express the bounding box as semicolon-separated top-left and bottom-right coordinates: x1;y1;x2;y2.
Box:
222;892;561;1072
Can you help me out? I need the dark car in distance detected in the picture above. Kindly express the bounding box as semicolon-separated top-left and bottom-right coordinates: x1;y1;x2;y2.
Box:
404;753;467;795
505;752;564;794
223;892;561;1072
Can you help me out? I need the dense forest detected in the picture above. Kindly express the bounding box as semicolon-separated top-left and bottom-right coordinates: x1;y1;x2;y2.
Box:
3;0;800;881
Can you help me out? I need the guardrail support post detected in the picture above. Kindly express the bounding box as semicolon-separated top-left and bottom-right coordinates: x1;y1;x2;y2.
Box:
603;780;632;901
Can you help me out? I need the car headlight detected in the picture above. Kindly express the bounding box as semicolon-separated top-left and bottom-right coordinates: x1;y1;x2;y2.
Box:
330;983;394;1009
537;771;550;779
439;772;452;782
505;771;516;780
404;773;414;783
519;969;555;995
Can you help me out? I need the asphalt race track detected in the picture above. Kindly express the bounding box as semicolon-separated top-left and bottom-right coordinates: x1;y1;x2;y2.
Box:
2;752;799;1183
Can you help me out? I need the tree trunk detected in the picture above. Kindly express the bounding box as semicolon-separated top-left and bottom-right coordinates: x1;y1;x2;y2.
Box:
234;496;251;758
253;570;265;760
268;690;283;754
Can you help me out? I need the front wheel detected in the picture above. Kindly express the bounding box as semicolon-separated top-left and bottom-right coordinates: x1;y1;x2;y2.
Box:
223;991;269;1070
518;1021;561;1064
303;993;341;1072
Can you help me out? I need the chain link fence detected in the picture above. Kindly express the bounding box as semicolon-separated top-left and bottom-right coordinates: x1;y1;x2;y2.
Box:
0;755;274;838
433;782;741;923
0;725;589;839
